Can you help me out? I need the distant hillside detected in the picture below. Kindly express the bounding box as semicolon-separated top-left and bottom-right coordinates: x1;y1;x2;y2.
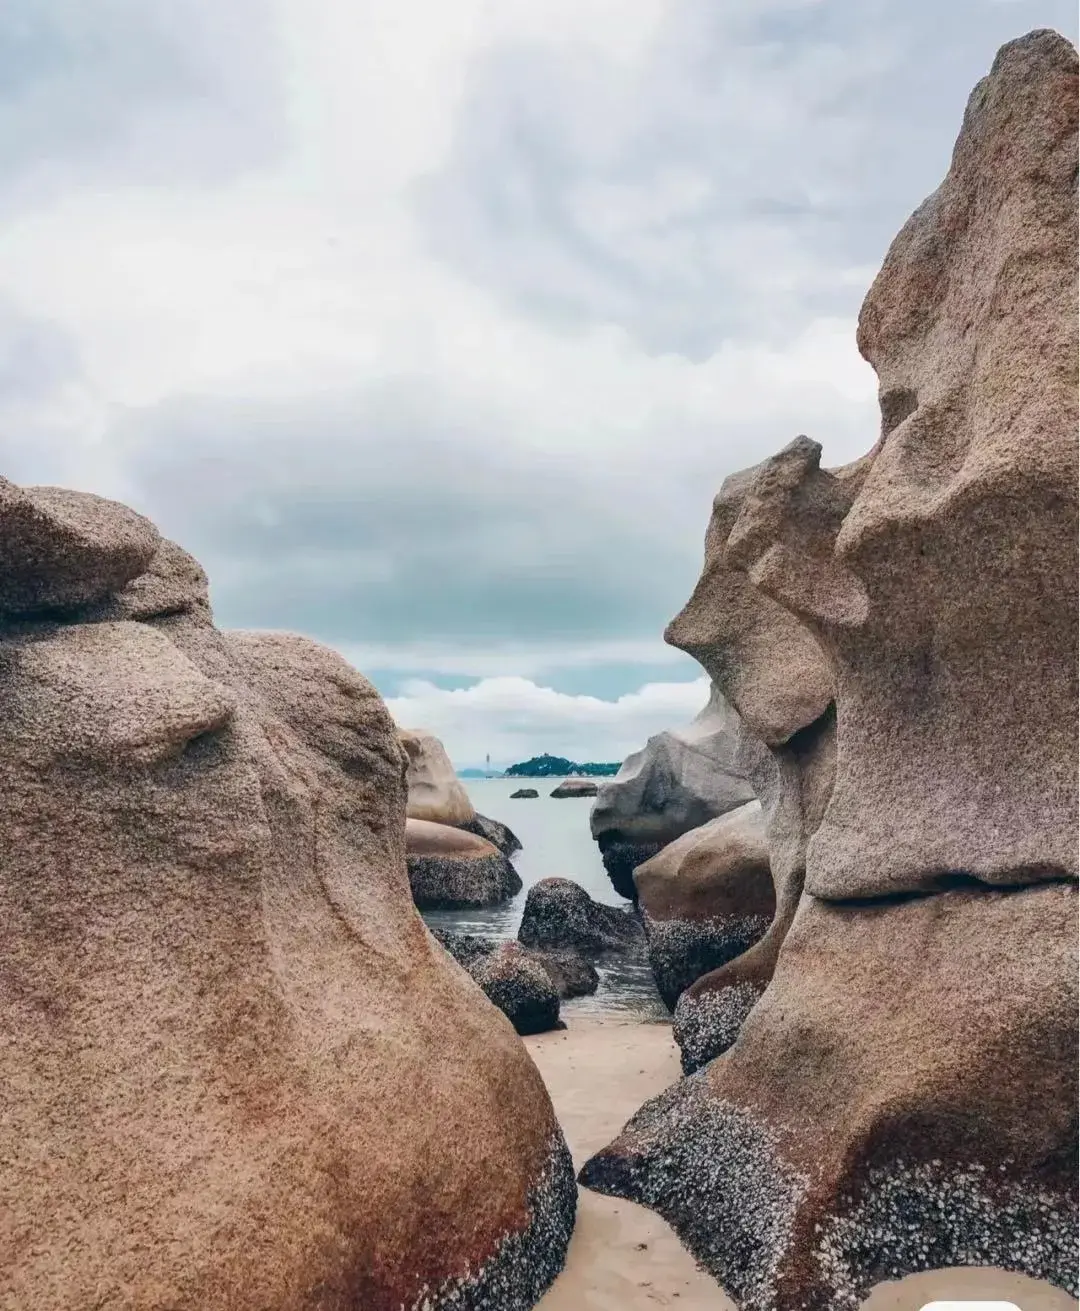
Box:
457;767;505;779
504;754;619;778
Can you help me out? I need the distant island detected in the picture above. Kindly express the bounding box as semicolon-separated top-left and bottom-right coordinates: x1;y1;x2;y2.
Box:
457;767;504;779
504;754;620;778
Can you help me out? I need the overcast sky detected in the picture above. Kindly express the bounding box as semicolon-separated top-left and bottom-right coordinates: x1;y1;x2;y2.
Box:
1;0;1075;767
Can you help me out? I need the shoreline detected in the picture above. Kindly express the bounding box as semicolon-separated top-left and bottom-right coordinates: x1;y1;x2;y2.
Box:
527;1017;1078;1311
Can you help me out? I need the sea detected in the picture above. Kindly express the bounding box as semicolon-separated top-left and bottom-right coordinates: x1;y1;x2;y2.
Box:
420;777;667;1019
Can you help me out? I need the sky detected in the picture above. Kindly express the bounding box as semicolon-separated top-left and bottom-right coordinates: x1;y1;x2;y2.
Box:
1;0;1076;768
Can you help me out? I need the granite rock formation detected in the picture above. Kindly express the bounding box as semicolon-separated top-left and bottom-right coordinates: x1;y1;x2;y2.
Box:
517;877;644;956
590;682;757;900
511;787;539;799
583;30;1079;1309
399;727;521;856
0;485;574;1310
400;726;476;826
634;800;774;1011
405;816;523;910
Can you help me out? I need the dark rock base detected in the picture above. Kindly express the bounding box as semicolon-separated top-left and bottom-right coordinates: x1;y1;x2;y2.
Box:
408;853;523;910
673;980;766;1073
598;839;663;901
461;813;523;856
435;932;566;1032
642;912;772;1010
423;1129;577;1309
580;1075;1079;1311
518;877;644;955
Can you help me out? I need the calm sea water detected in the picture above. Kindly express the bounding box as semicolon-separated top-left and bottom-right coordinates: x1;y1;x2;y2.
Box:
420;777;667;1019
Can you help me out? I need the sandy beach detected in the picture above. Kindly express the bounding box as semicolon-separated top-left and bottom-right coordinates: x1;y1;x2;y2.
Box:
528;1018;1077;1311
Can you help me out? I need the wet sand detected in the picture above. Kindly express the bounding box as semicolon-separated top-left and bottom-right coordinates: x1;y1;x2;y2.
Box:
527;1017;1076;1311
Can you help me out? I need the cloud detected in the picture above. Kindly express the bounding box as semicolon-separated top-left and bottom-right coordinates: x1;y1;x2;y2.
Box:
385;674;711;769
0;0;1075;737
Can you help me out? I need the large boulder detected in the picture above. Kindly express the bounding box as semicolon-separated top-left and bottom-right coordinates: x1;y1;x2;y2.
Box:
634;800;775;1011
517;877;644;955
583;30;1079;1308
0;478;160;616
0;489;574;1310
590;683;757;900
399;726;476;826
584;884;1079;1307
405;817;523;910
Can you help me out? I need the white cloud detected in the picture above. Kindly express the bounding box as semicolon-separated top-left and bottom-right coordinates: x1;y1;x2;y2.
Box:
385;674;711;768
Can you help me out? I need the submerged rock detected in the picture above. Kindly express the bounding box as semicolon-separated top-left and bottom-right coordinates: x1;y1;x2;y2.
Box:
511;787;539;799
550;778;598;798
584;30;1080;1308
517;877;643;956
1;489;574;1310
634;801;774;1010
590;683;757;900
405;817;523;909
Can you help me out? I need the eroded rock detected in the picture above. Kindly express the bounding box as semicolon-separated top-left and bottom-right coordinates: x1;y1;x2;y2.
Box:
634;800;774;1010
1;495;574;1309
583;30;1080;1308
399;726;476;827
590;683;757;900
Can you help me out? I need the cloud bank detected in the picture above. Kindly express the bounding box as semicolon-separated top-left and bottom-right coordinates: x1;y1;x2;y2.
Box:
0;0;1074;761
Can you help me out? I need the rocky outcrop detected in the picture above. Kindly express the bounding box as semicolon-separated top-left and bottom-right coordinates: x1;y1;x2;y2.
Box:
583;30;1079;1308
437;930;597;1008
405;817;523;910
462;811;522;857
0;478;160;616
550;778;598;798
511;787;539;799
517;877;644;956
399;726;476;826
0;491;574;1309
584;884;1079;1307
434;933;566;1032
634;800;774;1010
672;707;835;1070
590;683;757;899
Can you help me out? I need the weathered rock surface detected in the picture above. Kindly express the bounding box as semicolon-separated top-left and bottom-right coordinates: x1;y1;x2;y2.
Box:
511;787;539;799
434;933;562;1034
584;30;1080;1308
634;800;775;1010
405;817;523;910
399;726;476;827
550;778;598;798
0;479;160;617
517;877;644;956
590;683;757;899
0;492;574;1309
584;884;1079;1308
